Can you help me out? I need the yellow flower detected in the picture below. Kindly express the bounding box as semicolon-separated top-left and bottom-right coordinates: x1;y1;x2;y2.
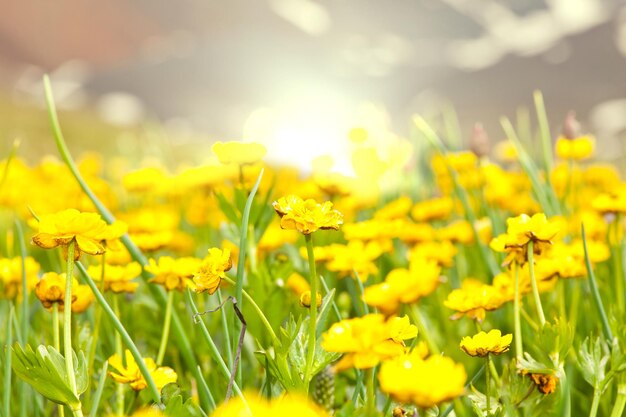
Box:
122;167;168;193
88;262;142;293
378;351;466;409
321;314;416;371
273;195;343;235
325;240;385;282
35;272;94;313
108;350;177;392
411;197;454;222
409;240;457;267
374;196;413;220
0;256;40;299
459;329;512;357
212;393;328;417
592;188;626;214
285;272;310;297
444;278;509;321
193;248;232;294
490;213;559;265
146;256;202;292
32;209;111;259
555;135;594;160
212;141;267;166
364;257;441;314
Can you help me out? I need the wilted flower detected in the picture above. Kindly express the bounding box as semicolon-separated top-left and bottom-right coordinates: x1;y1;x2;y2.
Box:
35;272;94;313
108;350;177;392
193;248;232;294
273;195;343;235
460;329;512;357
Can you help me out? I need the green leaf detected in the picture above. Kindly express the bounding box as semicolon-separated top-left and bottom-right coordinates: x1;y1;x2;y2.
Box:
10;344;81;408
578;336;609;389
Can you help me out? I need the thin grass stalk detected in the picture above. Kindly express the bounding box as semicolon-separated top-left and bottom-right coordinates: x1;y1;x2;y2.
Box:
514;262;523;361
610;384;626;417
156;291;175;366
581;224;613;340
112;296;125;416
74;262;161;404
221;277;277;341
13;220;28;344
533;91;554;175
88;361;108;417
44;74;211;410
216;290;233;369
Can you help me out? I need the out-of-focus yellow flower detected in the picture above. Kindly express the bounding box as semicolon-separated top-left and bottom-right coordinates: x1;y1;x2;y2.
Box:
490;213;559;265
436;220;474;244
212;393;328;417
555;136;594;160
119;207;179;252
193;248;232;294
591;188;626;214
285;272;310;296
258;222;298;255
32;209;112;259
108;350;177;392
212;141;267;166
409;241;457;267
0;256;40;299
70;284;95;313
460;329;512;357
374;196;413;220
411;197;453;222
493;140;518;162
88;262;142;293
273;195;343;235
321;314;416;371
313;172;354;197
378;351;466;409
146;256;202;292
364;257;441;314
325;239;386;282
444;278;509;321
122;167;168;193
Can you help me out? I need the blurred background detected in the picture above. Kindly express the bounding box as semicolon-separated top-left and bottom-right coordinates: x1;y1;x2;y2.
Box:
2;0;626;168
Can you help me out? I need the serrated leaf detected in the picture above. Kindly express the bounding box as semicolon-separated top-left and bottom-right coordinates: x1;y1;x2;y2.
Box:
11;344;80;407
578;336;609;388
163;394;202;417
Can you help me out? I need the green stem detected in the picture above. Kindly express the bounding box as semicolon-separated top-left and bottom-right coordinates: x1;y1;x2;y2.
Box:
51;304;65;416
216;290;234;369
112;297;124;416
486;355;492;416
589;387;601;417
610;384;626;417
488;358;501;387
156;291;175;366
533;90;554;177
527;241;546;326
513;262;523;362
88;361;108;417
64;242;80;403
304;233;319;391
365;367;376;416
582;224;613;340
14;220;28;345
74;262;162;404
611;218;625;312
408;304;439;354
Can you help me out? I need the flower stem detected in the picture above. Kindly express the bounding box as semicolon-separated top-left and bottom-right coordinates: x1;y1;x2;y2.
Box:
52;304;65;417
527;241;546;326
582;224;613;340
589;387;601;417
365;367;376;417
513;262;523;361
221;277;277;341
112;296;125;416
156;290;175;366
610;384;626;417
304;233;318;391
486;355;492;416
64;241;81;416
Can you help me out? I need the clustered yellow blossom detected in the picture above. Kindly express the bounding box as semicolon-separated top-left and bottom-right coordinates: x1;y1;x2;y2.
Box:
459;329;513;357
193;248;232;294
364;256;441;314
321;314;417;371
444;278;510;321
273;195;343;235
108;349;177;392
378;350;467;409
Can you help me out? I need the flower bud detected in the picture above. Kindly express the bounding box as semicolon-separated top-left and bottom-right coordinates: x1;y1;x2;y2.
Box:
299;291;322;308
